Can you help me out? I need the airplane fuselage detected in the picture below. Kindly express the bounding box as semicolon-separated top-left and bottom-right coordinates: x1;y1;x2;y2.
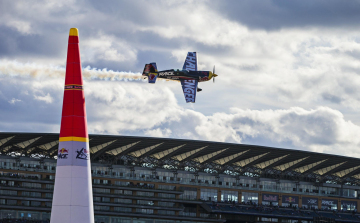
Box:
142;52;218;103
149;69;213;82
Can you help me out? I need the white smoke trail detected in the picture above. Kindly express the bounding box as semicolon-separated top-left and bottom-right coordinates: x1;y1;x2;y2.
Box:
0;60;146;81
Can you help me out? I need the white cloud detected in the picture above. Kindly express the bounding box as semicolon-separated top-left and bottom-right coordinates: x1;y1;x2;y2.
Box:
34;93;53;104
6;20;33;34
1;0;360;159
144;128;172;138
1;60;360;158
8;98;21;104
81;34;137;64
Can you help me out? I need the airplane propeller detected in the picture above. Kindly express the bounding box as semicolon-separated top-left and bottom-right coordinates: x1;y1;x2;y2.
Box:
213;65;215;83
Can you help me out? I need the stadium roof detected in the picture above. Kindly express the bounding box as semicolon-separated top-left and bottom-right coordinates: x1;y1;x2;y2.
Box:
1;132;360;185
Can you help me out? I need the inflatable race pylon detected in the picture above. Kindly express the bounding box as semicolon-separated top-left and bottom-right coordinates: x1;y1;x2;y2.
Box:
50;28;94;223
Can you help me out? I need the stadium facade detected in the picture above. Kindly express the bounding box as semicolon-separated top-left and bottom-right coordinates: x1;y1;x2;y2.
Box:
0;132;360;223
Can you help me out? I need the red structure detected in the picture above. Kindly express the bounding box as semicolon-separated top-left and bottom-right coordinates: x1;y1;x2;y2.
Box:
51;28;94;223
60;28;88;143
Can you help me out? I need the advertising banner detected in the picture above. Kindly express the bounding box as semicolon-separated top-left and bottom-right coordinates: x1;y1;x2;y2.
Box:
262;193;278;202
302;197;318;206
341;200;357;209
282;195;299;204
321;199;338;207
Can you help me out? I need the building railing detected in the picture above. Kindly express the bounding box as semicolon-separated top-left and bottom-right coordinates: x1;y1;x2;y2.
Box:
0;166;358;199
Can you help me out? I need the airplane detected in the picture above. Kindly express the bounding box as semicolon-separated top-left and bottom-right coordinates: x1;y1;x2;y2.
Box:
142;52;218;103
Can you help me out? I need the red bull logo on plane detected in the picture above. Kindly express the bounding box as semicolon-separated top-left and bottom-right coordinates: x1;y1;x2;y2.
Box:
58;148;69;159
149;73;157;81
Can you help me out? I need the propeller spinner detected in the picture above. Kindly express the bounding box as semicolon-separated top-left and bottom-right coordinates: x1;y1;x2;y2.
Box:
209;65;217;83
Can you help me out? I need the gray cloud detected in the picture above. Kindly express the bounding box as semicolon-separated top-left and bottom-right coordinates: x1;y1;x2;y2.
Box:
1;0;360;158
218;0;360;30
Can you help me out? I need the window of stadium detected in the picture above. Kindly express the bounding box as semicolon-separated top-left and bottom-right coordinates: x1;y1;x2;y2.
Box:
177;172;195;183
299;184;317;194
137;200;154;206
158;210;175;215
238;178;257;188
341;200;357;211
7;200;17;205
221;190;238;202
157;170;174;181
319;186;338;196
114;181;130;186
279;182;296;192
133;219;154;223
112;167;131;177
136;208;154;214
137;191;154;197
158;184;176;190
178;187;197;200
221;176;236;187
22;182;41;188
342;188;357;198
158;193;176;199
110;217;132;223
114;207;132;212
198;174;216;184
114;198;132;204
93;188;110;194
134;169;153;179
200;188;217;201
155;220;175;223
158;201;175;207
260;180;277;190
242;192;258;204
46;184;54;189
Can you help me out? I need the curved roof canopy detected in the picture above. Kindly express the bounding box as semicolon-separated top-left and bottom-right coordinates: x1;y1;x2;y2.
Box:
1;132;360;185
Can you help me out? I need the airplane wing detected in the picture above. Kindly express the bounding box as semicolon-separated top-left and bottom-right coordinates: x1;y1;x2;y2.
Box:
182;52;197;71
180;79;198;103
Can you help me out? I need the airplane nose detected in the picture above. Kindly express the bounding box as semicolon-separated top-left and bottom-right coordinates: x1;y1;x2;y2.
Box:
209;72;218;79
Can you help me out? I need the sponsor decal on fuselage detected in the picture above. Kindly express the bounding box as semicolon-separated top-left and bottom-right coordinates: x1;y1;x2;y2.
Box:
149;73;157;81
183;80;196;103
76;148;89;160
158;71;174;77
199;76;209;82
58;148;69;159
64;85;83;90
184;52;196;71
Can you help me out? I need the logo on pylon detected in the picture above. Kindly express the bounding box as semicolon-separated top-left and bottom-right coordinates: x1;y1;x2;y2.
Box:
58;148;69;159
76;148;89;160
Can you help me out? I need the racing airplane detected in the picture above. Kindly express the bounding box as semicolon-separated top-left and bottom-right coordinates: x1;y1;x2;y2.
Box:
142;52;218;103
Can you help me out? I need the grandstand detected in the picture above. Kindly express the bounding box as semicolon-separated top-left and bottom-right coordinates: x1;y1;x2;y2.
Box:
0;132;360;223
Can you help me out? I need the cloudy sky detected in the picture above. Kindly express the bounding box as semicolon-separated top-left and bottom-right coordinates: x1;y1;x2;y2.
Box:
1;0;360;157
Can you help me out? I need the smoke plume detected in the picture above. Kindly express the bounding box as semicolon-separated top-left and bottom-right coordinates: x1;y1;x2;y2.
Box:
0;60;145;81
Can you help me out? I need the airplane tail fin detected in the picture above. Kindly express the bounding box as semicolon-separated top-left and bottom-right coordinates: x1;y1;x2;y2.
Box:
143;63;158;83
